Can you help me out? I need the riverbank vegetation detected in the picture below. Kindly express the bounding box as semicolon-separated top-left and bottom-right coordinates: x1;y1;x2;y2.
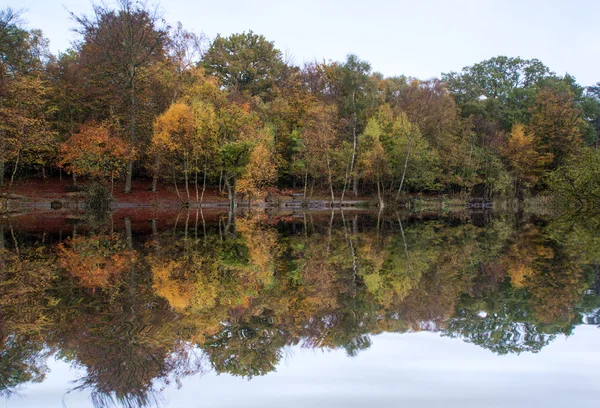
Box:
1;2;599;209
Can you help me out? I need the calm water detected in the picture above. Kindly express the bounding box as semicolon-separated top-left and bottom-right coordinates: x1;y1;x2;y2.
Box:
1;209;600;407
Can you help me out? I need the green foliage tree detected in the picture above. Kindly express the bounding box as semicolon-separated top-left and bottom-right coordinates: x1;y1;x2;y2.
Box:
203;30;284;98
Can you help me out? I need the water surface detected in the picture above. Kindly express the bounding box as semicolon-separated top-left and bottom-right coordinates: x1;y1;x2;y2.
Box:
1;209;599;407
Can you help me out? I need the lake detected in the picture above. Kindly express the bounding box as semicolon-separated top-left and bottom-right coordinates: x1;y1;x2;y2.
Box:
1;208;599;407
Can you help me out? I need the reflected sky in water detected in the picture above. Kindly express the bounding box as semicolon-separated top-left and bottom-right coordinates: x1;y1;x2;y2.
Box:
12;328;600;408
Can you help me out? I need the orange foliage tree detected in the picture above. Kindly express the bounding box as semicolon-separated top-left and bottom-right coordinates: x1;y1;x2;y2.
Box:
57;234;134;290
59;122;134;191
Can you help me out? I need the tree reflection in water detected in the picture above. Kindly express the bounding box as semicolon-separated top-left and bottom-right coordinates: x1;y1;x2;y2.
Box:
0;209;599;407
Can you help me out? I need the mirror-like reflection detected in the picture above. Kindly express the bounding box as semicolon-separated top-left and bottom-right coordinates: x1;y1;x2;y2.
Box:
1;208;599;407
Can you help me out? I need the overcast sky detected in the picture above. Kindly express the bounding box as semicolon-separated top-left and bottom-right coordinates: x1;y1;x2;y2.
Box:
5;0;600;85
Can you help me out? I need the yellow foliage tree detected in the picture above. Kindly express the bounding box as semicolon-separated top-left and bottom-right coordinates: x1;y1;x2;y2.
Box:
237;138;279;202
502;123;552;192
152;103;196;203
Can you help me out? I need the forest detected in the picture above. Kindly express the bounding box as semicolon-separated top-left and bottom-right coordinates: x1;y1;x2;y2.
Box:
1;1;600;209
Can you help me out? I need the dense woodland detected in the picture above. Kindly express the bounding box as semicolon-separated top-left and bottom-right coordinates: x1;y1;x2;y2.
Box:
1;1;600;208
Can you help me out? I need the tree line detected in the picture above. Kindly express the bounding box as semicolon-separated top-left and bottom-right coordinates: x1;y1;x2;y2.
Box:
1;1;600;208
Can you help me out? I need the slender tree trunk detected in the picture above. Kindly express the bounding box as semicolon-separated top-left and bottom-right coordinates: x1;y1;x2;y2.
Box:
340;155;351;203
397;214;411;272
200;161;207;205
303;169;308;199
8;151;20;191
226;179;232;209
200;208;206;240
195;161;199;203
225;177;237;210
151;219;160;251
184;209;190;240
396;148;411;201
9;223;19;257
348;93;359;197
125;74;136;194
124;217;133;251
184;158;190;204
233;182;237;210
151;156;160;192
218;169;223;194
172;170;184;203
326;154;335;204
376;173;384;208
340;209;358;285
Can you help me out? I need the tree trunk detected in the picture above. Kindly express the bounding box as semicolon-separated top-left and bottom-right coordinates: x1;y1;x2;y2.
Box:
345;94;359;199
0;158;4;186
326;154;335;204
172;170;184;203
396;149;410;201
8;151;20;191
125;72;136;194
225;177;237;210
151;219;160;252
218;169;223;194
125;160;133;193
151;156;160;192
200;161;207;205
184;158;190;204
124;217;133;251
376;173;384;208
195;163;199;203
303;169;308;199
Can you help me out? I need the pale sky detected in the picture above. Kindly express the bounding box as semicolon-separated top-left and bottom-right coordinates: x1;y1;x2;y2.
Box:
5;0;600;85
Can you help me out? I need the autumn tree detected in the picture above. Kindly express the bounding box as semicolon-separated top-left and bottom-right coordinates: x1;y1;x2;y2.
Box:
57;233;133;290
0;10;54;186
330;55;378;199
152;103;196;203
0;73;55;188
501;123;551;194
166;22;204;102
358;117;389;207
528;86;585;169
217;102;263;209
360;106;439;199
237;134;279;202
72;0;169;193
59;121;134;196
298;102;340;202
